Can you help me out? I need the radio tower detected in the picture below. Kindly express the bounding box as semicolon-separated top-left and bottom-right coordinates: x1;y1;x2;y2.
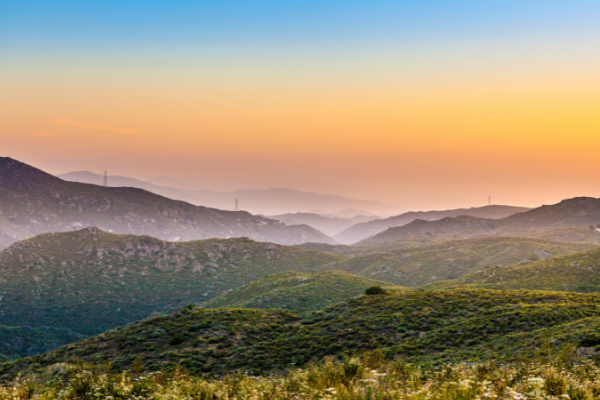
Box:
104;171;108;187
488;195;491;206
235;198;238;211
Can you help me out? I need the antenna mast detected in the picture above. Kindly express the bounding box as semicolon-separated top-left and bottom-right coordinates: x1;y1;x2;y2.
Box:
235;198;238;211
488;195;491;206
104;171;108;187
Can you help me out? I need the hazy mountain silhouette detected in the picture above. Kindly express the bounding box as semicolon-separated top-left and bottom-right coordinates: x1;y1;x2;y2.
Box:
58;171;205;205
268;212;379;236
334;205;531;244
59;171;404;216
0;158;335;250
148;175;204;190
357;197;600;245
327;209;378;218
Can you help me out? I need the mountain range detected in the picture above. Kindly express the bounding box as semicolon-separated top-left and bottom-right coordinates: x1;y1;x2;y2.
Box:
0;157;335;250
267;212;379;236
359;197;600;245
334;205;531;244
58;171;404;216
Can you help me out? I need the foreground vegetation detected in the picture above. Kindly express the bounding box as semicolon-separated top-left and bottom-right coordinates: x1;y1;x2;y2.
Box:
6;352;600;399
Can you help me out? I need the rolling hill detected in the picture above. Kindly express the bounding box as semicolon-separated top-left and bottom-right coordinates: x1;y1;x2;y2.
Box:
0;228;344;336
427;246;600;292
202;270;395;312
5;289;600;378
336;236;594;287
0;157;335;250
334;205;530;244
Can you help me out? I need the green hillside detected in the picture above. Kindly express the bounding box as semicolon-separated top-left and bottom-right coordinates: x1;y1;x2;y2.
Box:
6;289;600;378
0;228;344;336
337;236;594;286
427;247;600;292
202;270;396;312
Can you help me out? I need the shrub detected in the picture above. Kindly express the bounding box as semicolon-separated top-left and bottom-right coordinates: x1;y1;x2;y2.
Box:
365;286;386;295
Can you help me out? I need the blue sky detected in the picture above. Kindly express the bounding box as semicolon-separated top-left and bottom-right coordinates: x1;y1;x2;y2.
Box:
2;1;600;52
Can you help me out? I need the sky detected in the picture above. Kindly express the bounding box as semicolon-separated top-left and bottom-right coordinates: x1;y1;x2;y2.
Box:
1;1;600;211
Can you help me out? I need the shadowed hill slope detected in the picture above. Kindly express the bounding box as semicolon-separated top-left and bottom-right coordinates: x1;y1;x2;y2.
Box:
0;326;83;362
0;157;335;250
202;270;395;312
5;289;600;378
0;229;345;336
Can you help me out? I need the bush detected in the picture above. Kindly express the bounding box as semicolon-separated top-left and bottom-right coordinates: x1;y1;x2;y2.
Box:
365;286;386;295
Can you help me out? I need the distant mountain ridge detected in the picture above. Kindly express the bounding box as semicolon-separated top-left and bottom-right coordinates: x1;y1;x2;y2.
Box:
359;197;600;245
0;157;334;250
268;212;379;236
57;171;204;206
58;171;404;216
335;205;531;244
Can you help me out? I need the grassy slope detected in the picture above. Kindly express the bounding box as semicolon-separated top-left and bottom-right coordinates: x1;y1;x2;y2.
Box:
202;270;396;312
0;229;345;336
336;236;594;287
427;247;600;293
5;289;600;378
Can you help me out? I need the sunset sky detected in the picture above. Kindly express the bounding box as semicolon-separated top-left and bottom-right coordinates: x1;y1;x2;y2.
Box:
1;1;600;210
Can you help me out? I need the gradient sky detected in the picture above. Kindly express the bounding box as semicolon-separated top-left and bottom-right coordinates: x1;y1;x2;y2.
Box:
1;1;600;210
